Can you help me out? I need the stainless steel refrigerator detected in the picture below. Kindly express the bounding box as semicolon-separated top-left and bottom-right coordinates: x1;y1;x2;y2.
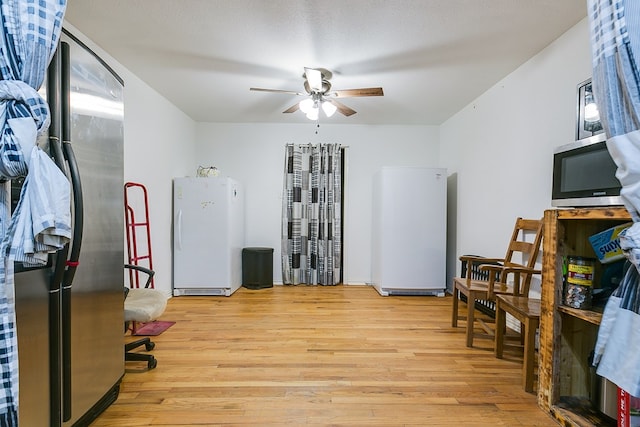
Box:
13;29;124;426
173;177;245;296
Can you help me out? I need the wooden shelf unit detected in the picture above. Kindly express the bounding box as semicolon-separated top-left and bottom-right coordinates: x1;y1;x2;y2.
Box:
538;207;630;427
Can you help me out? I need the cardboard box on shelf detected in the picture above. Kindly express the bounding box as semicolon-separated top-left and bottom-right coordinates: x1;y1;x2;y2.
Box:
589;223;633;264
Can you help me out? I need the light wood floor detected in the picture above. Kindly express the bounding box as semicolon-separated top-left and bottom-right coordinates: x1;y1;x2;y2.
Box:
93;285;557;426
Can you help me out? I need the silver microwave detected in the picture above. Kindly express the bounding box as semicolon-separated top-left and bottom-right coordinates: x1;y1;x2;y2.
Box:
552;134;622;207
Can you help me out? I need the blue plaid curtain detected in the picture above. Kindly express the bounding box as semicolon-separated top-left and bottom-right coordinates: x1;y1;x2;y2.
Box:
589;0;640;396
0;0;67;423
281;143;342;285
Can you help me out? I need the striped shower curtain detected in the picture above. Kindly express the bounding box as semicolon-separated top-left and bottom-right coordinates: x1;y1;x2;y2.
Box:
281;143;342;285
589;0;640;396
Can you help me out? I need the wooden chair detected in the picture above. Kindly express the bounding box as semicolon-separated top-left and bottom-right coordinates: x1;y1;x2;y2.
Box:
451;217;543;348
494;295;541;392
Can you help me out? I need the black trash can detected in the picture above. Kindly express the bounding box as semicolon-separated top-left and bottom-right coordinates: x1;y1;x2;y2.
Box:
242;247;274;289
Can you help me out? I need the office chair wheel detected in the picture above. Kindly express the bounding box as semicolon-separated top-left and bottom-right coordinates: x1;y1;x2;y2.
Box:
148;357;157;370
145;342;155;351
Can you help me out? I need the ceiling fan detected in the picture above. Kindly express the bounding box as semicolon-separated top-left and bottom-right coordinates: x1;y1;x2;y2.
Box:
250;67;384;120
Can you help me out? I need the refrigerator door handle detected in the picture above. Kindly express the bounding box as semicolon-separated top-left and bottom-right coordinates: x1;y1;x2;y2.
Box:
46;43;66;427
60;40;84;423
61;40;84;290
177;210;183;250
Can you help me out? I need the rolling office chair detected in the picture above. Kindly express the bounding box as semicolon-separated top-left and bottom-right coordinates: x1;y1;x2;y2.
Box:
124;264;167;369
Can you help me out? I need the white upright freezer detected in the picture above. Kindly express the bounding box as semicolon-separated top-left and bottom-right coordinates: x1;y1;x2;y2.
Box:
371;167;447;296
173;177;245;296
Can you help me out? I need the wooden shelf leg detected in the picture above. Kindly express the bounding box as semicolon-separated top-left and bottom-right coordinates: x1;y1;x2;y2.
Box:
523;317;538;393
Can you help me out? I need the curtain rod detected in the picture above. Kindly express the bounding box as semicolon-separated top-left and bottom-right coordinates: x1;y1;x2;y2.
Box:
285;143;349;148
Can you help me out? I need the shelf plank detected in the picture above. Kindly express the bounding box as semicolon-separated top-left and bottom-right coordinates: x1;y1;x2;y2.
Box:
556;207;630;220
552;397;616;427
557;306;603;325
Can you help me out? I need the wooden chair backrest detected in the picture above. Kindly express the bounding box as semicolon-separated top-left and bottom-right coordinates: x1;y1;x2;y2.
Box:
502;217;544;295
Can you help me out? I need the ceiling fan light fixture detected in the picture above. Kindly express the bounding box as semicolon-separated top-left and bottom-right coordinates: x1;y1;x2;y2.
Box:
299;98;314;113
252;67;383;119
322;100;337;118
306;106;319;121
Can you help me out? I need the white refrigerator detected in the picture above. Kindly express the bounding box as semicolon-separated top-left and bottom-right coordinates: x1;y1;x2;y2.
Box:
173;177;245;296
371;167;447;296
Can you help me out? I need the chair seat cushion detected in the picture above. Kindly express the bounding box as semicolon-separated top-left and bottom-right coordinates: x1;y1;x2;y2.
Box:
124;288;167;323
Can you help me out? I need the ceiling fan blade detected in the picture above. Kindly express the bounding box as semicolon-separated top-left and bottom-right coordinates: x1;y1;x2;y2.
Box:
283;103;299;114
329;87;384;98
327;99;357;117
250;87;304;96
304;67;323;92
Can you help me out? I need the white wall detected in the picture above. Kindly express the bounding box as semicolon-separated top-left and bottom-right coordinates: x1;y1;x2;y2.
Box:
121;73;196;297
198;20;594;290
63;23;197;297
64;16;594;296
194;123;440;284
440;18;593;294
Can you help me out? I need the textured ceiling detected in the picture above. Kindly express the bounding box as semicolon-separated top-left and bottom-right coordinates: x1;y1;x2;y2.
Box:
64;0;587;125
